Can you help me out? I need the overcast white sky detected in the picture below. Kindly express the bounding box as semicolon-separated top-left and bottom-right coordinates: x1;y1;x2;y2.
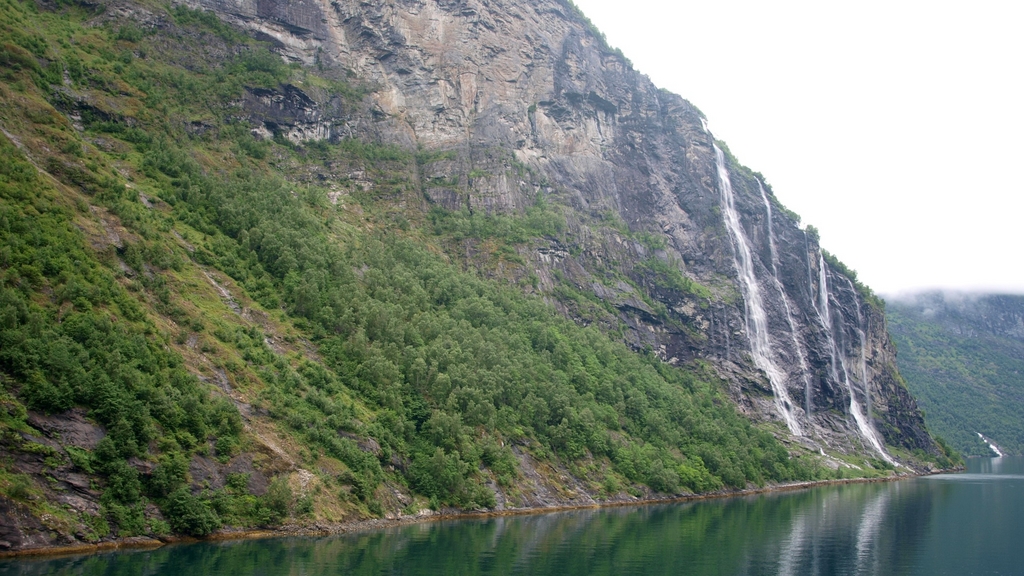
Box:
571;0;1024;296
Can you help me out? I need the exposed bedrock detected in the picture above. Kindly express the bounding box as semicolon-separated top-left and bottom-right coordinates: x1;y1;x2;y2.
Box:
181;0;937;459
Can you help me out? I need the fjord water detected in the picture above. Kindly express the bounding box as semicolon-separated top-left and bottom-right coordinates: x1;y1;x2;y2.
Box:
3;458;1021;576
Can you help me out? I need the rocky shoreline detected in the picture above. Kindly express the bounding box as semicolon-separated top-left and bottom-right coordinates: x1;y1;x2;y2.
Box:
0;469;951;560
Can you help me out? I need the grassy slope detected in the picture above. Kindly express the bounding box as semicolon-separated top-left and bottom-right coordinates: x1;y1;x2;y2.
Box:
888;301;1024;457
0;0;940;545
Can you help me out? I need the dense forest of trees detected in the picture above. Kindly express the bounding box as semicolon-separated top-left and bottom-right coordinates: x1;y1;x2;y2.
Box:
0;0;927;542
888;294;1024;457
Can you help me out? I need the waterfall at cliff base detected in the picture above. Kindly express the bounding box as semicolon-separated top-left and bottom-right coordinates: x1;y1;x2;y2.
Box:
846;277;897;466
714;144;801;435
817;260;895;465
760;180;813;418
848;277;874;423
977;433;1004;457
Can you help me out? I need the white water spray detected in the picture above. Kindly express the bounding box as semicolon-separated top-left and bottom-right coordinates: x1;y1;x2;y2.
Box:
813;254;842;386
845;277;896;466
817;262;894;465
977;433;1004;457
760;180;813;418
714;144;801;435
848;278;873;424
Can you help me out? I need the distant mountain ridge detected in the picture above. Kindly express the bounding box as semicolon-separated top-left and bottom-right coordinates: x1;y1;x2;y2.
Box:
887;291;1024;456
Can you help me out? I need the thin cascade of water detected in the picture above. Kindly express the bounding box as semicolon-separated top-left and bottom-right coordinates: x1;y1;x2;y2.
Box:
814;253;842;385
844;277;897;466
858;328;872;421
713;144;801;435
804;231;816;309
863;319;873;420
759;180;813;418
978;432;1004;457
836;316;887;462
847;278;873;424
820;264;894;465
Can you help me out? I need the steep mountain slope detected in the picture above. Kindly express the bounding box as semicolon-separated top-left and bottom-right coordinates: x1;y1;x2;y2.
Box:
0;0;950;554
204;0;934;456
887;292;1024;456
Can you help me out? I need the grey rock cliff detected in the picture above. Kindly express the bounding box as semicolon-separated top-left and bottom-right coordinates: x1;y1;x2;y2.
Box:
182;0;936;460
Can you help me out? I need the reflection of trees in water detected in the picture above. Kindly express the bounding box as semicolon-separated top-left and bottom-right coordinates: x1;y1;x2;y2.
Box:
3;483;938;576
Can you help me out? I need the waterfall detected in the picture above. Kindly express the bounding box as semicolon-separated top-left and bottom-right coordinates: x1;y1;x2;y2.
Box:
760;180;813;418
848;278;873;424
813;254;842;385
816;260;895;465
714;144;801;435
977;432;1004;457
845;277;896;466
804;231;816;311
858;327;873;422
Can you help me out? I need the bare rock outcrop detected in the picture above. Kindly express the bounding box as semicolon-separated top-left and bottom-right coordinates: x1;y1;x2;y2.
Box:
182;0;936;459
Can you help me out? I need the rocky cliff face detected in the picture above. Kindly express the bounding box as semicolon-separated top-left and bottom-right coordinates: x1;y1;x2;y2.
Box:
180;0;935;460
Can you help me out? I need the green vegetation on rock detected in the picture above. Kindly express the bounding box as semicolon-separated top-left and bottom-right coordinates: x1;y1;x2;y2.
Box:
0;0;858;546
887;292;1024;457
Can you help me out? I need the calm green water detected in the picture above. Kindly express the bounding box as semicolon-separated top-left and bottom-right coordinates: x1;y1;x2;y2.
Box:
3;457;1021;576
